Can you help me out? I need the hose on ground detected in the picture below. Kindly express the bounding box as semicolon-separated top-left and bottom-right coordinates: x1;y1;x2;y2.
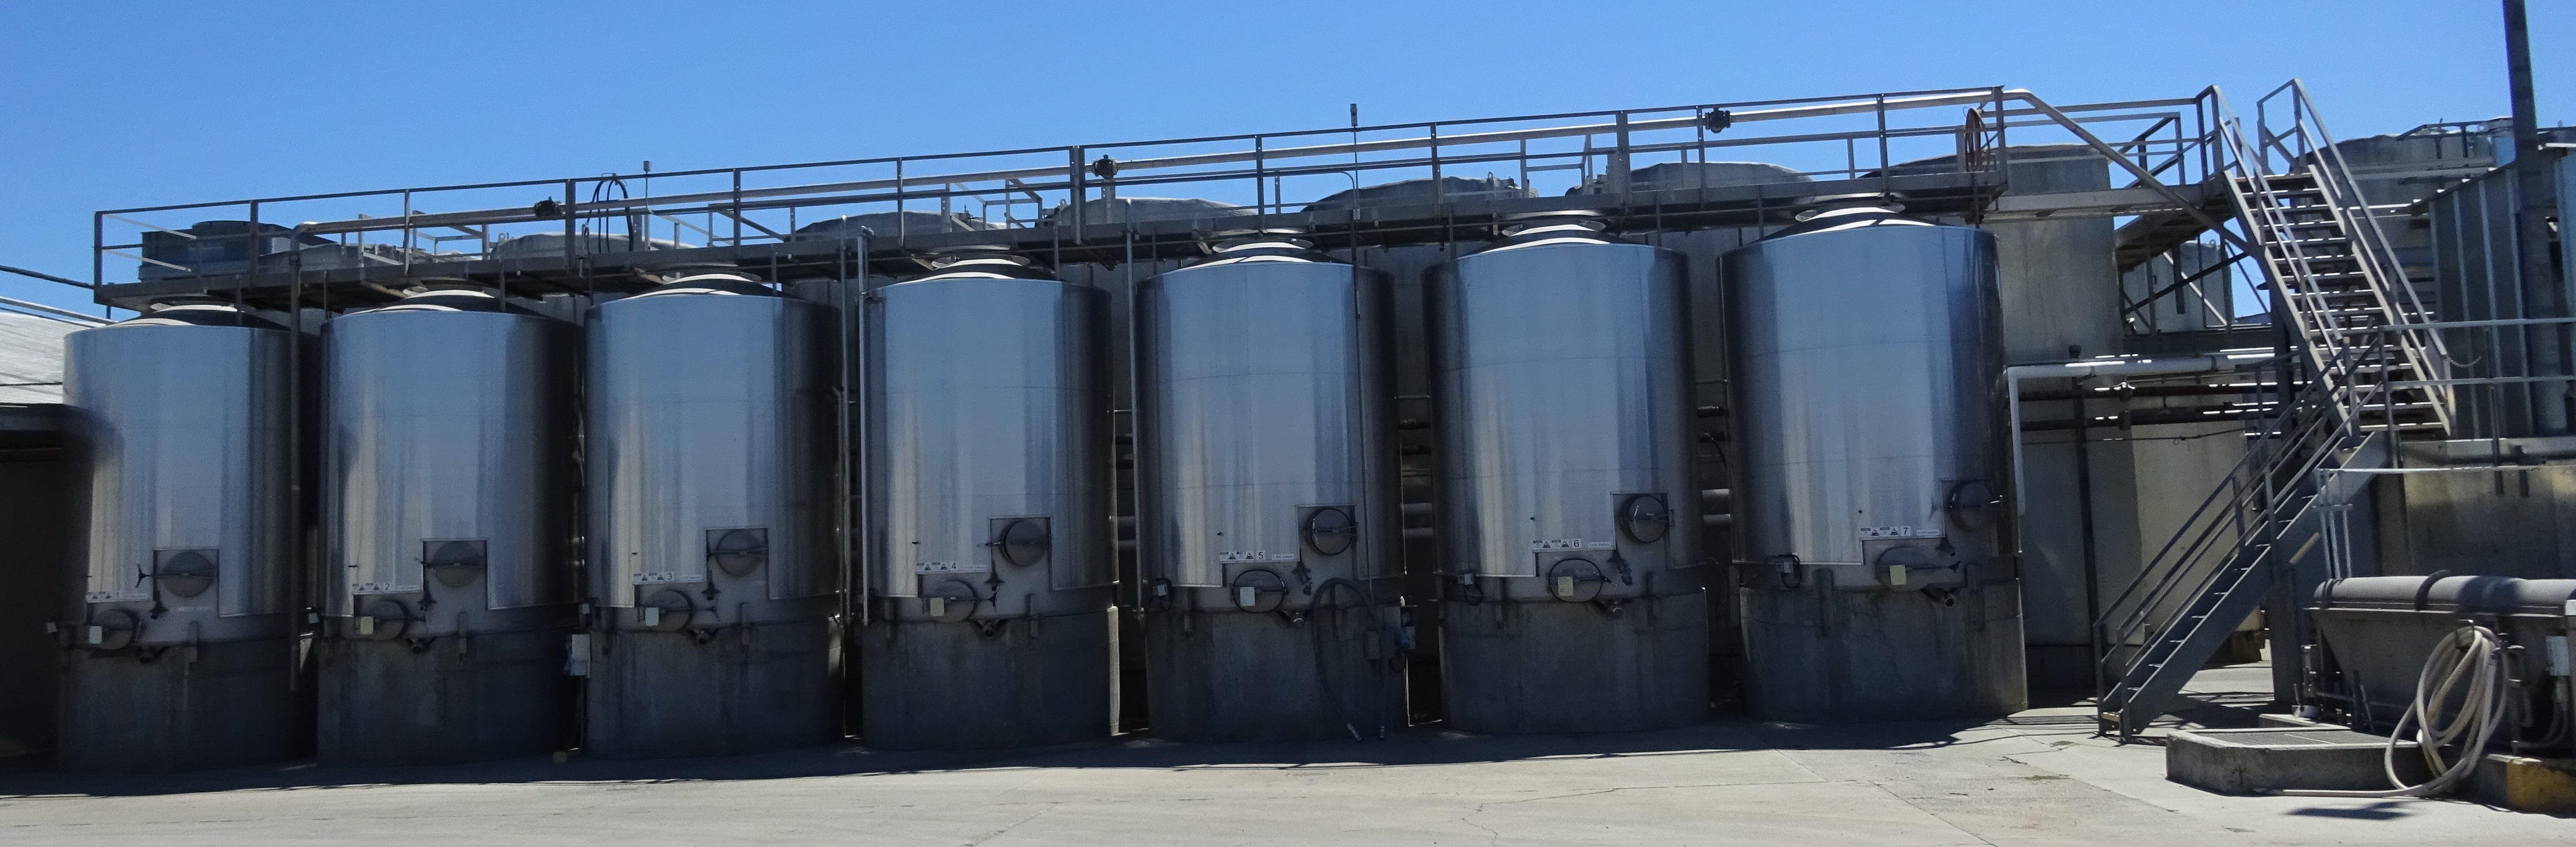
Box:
2277;623;2506;798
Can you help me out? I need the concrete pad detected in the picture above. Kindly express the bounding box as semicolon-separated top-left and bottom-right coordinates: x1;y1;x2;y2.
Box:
4;712;2572;846
2167;727;2422;795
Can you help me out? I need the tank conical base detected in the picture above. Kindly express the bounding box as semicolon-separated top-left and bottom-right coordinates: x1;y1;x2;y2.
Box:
57;634;311;773
1439;589;1710;735
1144;607;1404;743
859;608;1112;750
1742;582;2026;723
582;617;841;759
318;629;574;766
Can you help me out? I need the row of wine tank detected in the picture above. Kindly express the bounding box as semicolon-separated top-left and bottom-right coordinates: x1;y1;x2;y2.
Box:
54;209;2020;772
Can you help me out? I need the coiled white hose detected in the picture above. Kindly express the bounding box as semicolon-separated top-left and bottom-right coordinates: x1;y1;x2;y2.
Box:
2279;623;2506;798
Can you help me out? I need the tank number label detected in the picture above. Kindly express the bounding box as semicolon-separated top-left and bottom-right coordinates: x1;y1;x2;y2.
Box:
632;571;699;584
913;561;988;574
1217;550;1294;563
1530;538;1599;551
85;589;146;603
351;582;420;595
1859;526;1943;539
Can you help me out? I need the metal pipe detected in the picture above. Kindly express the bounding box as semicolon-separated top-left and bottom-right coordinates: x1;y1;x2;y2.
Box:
2074;388;2101;686
2003;352;2277;515
2018;404;2286;432
0;263;96;290
0;293;110;325
2017;383;2287;402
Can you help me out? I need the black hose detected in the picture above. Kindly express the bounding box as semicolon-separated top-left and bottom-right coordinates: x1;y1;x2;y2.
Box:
1308;577;1392;742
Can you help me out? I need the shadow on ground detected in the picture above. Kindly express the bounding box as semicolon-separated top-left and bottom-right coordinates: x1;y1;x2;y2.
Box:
0;716;2024;799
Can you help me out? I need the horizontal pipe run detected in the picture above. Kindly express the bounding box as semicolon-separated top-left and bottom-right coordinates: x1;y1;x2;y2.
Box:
0;263;96;290
0;294;110;324
2016;383;2291;402
2019;404;2283;432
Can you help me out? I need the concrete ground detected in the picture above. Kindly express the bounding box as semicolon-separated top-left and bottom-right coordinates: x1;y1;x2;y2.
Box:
1;663;2566;845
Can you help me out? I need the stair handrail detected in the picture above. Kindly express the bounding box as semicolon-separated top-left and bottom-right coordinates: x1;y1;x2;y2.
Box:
2092;90;2350;682
2211;115;2383;424
2211;101;2437;450
2092;373;2346;672
2095;83;2426;722
2254;81;2457;434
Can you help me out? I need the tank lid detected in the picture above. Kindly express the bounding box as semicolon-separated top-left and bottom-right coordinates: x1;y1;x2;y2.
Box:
1564;160;1813;196
630;271;783;299
909;253;1054;282
791;210;1002;241
110;298;287;330
1477;214;1638;253
1186;236;1332;268
346;282;550;317
1759;203;1934;239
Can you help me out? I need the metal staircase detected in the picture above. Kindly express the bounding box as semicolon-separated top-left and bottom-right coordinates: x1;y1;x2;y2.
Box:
2093;82;2456;738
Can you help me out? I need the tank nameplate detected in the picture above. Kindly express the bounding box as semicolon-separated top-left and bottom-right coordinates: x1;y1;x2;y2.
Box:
86;570;147;603
631;570;699;584
1529;538;1613;551
350;579;421;595
1859;526;1943;539
913;561;988;574
1216;550;1297;563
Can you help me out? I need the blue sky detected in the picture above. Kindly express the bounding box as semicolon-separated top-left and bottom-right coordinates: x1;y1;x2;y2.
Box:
1;0;2564;314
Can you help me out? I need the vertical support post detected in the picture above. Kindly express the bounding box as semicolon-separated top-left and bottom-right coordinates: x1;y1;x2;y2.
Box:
1608;112;1632;197
1992;87;2009;170
838;233;868;629
1428;125;1443;207
1069;147;1087;245
90;211;104;296
1517;138;1528;193
561;180;578;277
2504;0;2567;433
1875;95;1892;197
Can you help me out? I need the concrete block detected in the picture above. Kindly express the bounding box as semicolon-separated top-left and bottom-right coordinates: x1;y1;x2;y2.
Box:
2468;754;2576;816
2167;726;2422;795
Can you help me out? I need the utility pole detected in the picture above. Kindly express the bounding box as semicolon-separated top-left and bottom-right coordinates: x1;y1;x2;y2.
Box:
2505;0;2567;433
